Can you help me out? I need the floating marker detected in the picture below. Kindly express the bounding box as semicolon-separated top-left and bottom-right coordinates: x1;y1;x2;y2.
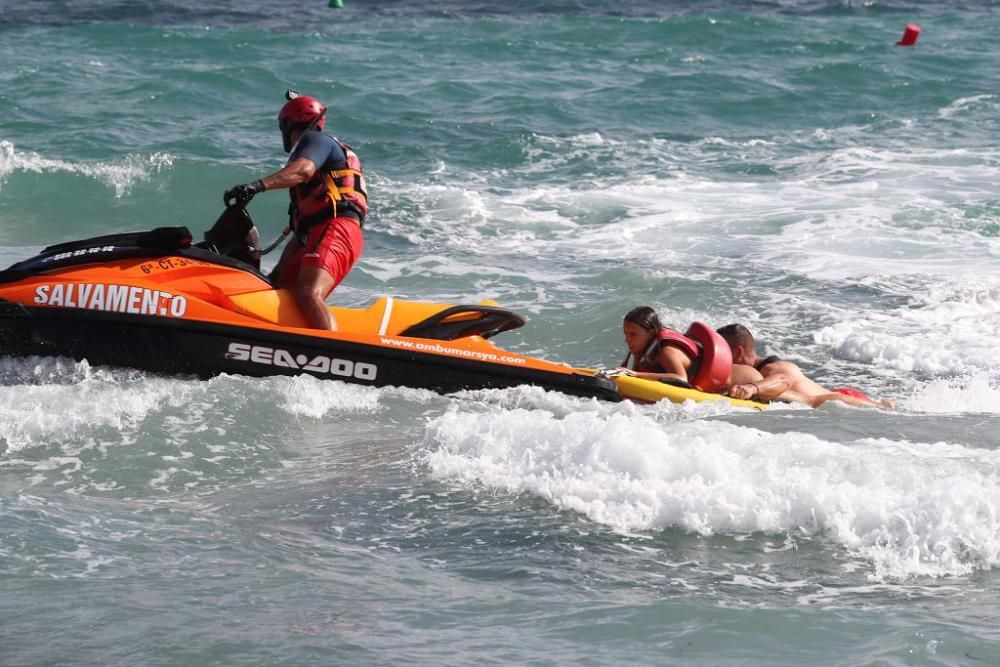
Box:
896;23;920;47
329;0;344;7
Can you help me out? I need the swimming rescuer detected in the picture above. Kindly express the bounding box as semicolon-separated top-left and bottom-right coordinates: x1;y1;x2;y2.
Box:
615;306;737;394
715;323;894;409
223;91;367;331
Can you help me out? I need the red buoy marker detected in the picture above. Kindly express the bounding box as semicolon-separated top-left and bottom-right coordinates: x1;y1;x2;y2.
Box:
896;23;920;46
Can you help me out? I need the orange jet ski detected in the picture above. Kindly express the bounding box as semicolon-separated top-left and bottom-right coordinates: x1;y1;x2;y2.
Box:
0;208;619;401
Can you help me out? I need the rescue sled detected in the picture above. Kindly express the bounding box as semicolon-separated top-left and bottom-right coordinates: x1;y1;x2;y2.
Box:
585;370;767;410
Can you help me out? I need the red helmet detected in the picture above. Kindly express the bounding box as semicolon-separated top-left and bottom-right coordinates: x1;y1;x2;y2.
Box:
277;95;326;131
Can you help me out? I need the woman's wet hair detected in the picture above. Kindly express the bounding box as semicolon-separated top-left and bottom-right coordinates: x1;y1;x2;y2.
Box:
623;306;662;333
621;306;662;368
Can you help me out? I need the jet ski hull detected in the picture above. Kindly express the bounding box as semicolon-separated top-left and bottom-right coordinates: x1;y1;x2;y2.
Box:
0;302;618;399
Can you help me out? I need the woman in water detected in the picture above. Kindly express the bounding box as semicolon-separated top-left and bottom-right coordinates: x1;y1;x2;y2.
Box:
616;306;761;393
617;306;699;384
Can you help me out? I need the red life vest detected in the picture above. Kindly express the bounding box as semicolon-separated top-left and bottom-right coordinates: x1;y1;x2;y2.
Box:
291;138;368;233
631;322;733;394
684;322;733;394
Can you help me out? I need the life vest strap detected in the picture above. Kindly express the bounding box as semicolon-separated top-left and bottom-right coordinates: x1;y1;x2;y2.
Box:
289;137;367;238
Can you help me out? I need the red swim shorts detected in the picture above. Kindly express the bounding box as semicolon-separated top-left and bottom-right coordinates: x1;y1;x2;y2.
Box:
278;217;364;295
831;387;870;401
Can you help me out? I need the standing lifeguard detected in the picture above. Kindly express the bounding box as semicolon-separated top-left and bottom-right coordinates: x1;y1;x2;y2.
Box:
224;91;367;330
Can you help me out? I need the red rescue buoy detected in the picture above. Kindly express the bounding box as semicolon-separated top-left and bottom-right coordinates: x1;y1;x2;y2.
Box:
896;23;921;46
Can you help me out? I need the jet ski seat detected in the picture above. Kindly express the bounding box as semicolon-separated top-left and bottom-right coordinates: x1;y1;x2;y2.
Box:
135;226;193;251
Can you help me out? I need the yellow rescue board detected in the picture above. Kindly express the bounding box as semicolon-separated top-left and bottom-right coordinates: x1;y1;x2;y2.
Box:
577;369;766;410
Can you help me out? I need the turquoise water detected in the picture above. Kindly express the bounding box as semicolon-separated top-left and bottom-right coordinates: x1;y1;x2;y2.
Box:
2;1;1000;664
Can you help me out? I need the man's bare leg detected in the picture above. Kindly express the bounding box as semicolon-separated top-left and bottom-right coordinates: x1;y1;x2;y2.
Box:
811;393;894;410
294;264;337;330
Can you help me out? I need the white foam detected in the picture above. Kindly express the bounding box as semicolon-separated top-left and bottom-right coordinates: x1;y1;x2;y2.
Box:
903;374;1000;414
938;94;997;119
422;409;1000;579
267;374;382;418
815;278;1000;379
0;357;201;450
376;135;1000;286
454;382;772;421
2;343;467;442
0;140;173;198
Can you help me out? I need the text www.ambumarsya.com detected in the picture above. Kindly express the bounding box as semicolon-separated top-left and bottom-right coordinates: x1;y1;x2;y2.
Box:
379;337;527;365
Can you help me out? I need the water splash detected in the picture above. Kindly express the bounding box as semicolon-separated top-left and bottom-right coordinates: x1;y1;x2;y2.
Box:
0;140;173;198
422;408;1000;580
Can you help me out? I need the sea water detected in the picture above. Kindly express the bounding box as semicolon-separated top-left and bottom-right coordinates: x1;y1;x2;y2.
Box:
2;1;999;664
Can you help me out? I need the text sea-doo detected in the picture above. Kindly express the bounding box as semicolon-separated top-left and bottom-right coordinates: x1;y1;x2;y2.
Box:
0;208;619;401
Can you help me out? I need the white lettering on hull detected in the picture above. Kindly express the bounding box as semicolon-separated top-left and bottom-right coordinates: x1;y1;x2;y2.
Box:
34;283;187;318
226;342;378;381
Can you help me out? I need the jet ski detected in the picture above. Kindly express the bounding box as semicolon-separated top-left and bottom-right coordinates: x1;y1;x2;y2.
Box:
0;207;620;401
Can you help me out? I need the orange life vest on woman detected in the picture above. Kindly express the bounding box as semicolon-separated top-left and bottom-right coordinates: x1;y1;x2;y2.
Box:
290;138;368;234
631;328;698;372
